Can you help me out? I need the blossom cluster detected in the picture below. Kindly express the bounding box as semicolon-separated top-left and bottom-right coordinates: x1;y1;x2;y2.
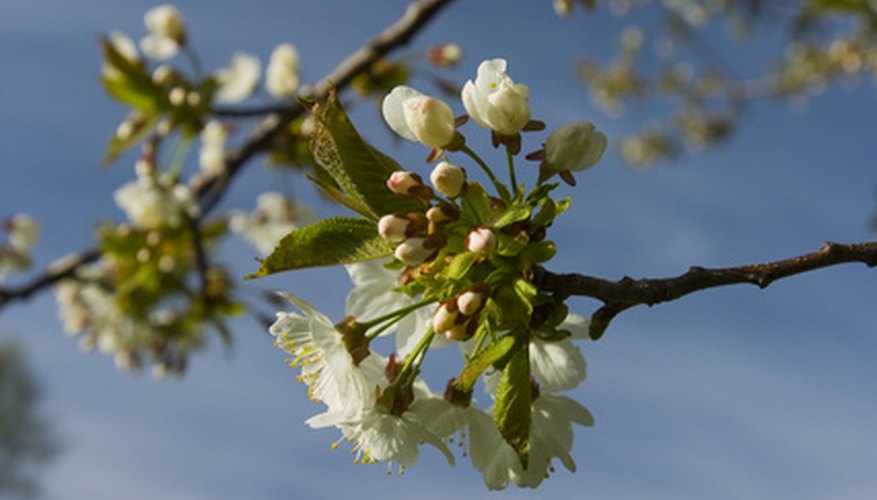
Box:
268;58;607;489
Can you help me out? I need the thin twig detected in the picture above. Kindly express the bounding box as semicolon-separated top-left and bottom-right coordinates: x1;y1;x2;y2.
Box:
537;240;877;338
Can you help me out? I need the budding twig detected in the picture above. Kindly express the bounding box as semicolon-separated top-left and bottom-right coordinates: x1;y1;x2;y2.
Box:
536;240;877;339
0;0;457;314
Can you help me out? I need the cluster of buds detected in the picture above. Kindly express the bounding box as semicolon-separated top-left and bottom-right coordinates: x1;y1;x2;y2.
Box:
432;285;489;340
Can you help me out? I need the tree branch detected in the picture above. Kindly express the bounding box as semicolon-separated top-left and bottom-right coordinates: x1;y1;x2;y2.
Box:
537;240;877;339
0;0;456;313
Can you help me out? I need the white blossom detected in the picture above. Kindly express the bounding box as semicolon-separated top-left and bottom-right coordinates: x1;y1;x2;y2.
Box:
544;121;607;174
382;86;456;148
229;192;313;255
270;292;375;412
479;313;595;488
344;258;436;356
511;393;594;488
529;313;589;392
6;214;40;253
271;292;452;468
216;52;261;103
266;43;300;98
139;4;185;60
462;58;531;136
114;171;199;229
198;120;229;176
416;395;523;490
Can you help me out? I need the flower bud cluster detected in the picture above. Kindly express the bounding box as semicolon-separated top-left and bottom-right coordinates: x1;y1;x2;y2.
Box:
377;208;443;266
432;285;489;340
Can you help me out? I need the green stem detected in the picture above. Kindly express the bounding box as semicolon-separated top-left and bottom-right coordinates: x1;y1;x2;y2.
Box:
167;136;192;179
461;145;505;195
468;325;490;359
360;298;435;330
365;315;402;341
395;327;435;386
506;146;518;193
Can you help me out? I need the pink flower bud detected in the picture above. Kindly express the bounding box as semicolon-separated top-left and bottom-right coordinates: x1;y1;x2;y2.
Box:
456;289;485;316
386;171;423;197
432;302;458;334
377;214;410;243
466;226;497;255
429;161;466;198
394;237;433;265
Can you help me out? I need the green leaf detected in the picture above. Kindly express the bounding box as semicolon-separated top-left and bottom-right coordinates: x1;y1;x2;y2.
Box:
100;38;166;113
309;90;421;219
519;240;557;265
497;231;529;257
102;113;157;167
531;199;556;228
494;342;531;466
455;334;518;391
247;217;392;277
494;202;531;229
461;182;493;225
305;174;374;218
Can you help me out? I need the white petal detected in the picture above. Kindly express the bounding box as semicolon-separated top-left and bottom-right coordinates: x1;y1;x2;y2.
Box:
560;312;590;339
381;86;421;142
139;35;179;60
461;80;490;129
529;337;587;392
468;409;520;490
216;52;261;103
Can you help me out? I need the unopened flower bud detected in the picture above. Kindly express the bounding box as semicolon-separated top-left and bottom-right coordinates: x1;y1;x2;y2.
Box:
426;204;458;224
382;86;456;148
544;121;607;173
444;323;472;341
168;86;186;106
377;214;411;243
456;288;486;316
394;237;432;265
430;161;466;198
466;226;497;255
386;170;424;197
427;43;463;68
432;302;458;334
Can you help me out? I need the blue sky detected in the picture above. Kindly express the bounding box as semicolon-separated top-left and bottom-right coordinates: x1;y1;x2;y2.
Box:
1;0;876;498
